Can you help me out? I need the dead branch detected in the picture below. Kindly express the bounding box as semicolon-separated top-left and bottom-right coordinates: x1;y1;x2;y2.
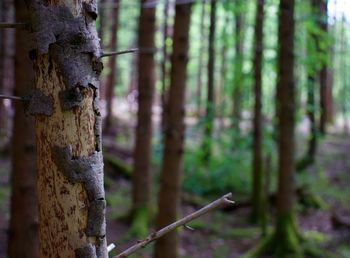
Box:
100;48;139;58
113;193;234;258
0;94;24;101
0;22;27;29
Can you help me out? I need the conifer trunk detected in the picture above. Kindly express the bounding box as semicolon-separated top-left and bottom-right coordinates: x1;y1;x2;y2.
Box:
7;0;38;256
154;2;192;257
29;0;107;256
132;0;156;228
252;0;265;224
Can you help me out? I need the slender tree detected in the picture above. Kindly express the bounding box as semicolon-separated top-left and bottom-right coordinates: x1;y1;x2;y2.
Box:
196;0;207;116
154;2;192;257
28;0;107;256
232;0;245;133
104;0;120;133
274;0;301;256
251;0;265;225
7;0;39;257
132;0;156;234
202;0;217;162
319;0;330;134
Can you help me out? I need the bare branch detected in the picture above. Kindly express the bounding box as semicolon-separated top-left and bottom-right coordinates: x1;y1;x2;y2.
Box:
0;22;27;29
100;48;139;58
0;94;24;101
113;193;234;258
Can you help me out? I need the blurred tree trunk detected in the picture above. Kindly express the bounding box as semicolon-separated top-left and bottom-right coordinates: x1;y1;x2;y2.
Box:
319;0;331;133
196;0;206;116
274;0;301;256
251;0;265;225
0;0;15;145
29;0;107;256
104;0;120;134
232;0;245;134
202;0;217;163
132;0;156;234
7;1;39;257
160;0;170;134
154;2;192;257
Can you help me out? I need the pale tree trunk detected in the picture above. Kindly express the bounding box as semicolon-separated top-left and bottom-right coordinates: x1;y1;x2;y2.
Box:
7;0;38;257
274;0;301;256
154;2;192;257
104;0;120;134
28;0;107;256
202;0;217;163
251;0;265;225
132;0;156;232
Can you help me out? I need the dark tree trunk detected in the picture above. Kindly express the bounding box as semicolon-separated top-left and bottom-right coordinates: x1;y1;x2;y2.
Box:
196;0;206;116
160;0;170;134
104;0;120;134
274;0;301;256
132;0;156;231
232;0;245;133
0;0;15;144
154;2;192;257
202;0;217;163
319;0;331;134
251;0;265;225
7;1;39;257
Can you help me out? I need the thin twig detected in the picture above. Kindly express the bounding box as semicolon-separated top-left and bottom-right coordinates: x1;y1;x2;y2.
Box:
100;48;139;58
0;94;24;101
0;22;27;28
113;193;234;258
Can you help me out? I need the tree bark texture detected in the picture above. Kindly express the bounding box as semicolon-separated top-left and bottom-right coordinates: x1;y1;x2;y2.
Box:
203;0;217;163
154;2;192;258
132;0;156;216
28;0;107;256
275;0;301;256
104;0;120;133
252;0;265;224
7;1;38;257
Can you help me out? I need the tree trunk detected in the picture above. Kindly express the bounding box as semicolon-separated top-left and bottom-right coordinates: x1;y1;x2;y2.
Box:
251;0;265;225
154;2;192;257
7;1;38;257
232;0;245;133
202;0;217;163
104;0;120;134
274;0;301;256
28;0;107;256
196;0;206;116
160;0;170;135
319;0;330;133
0;0;15;144
132;0;156;233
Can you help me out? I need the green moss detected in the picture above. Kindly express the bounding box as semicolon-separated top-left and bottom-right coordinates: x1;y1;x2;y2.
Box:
130;206;149;238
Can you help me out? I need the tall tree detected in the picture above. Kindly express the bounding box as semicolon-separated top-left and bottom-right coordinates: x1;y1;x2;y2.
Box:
28;0;107;256
274;0;301;256
7;1;39;257
232;0;246;133
251;0;265;225
132;0;156;234
202;0;217;162
104;0;120;133
196;0;207;116
319;0;331;134
154;2;192;257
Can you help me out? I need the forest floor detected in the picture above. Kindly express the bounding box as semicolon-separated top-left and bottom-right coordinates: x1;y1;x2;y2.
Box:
0;132;350;257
